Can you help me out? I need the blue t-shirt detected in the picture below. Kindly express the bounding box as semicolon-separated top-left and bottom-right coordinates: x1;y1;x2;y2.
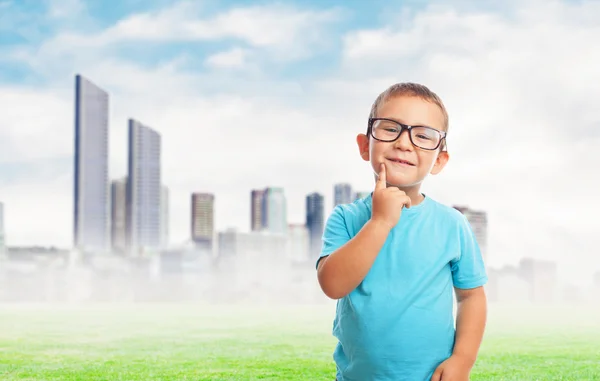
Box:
317;193;488;381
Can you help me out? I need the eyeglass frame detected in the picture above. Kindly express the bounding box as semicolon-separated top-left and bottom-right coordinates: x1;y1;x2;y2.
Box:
367;117;447;151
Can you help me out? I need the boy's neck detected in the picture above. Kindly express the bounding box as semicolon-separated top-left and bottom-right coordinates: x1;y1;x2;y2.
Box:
388;184;425;206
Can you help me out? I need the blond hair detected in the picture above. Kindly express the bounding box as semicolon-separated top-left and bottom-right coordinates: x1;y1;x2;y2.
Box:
368;82;449;150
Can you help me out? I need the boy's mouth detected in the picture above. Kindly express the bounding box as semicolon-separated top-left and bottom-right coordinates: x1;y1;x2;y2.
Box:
387;158;415;166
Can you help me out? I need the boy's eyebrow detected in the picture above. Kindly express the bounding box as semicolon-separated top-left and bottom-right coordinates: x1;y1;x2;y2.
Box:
379;116;435;128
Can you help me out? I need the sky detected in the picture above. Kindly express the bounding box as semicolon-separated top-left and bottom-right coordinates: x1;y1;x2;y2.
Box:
0;0;599;286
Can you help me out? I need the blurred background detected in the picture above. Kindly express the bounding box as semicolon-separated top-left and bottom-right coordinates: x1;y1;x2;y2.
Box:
1;0;599;379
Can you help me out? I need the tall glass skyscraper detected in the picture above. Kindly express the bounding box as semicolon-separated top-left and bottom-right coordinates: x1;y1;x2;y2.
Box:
126;119;161;254
73;74;110;253
306;192;324;258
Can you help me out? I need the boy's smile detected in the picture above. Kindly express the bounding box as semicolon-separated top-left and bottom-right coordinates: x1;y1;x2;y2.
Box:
357;95;449;202
386;157;415;167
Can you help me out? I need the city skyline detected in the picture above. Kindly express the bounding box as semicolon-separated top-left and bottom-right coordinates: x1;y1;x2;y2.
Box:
0;70;595;285
1;0;598;287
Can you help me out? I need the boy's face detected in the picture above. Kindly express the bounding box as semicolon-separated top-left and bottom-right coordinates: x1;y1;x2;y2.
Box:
356;95;449;189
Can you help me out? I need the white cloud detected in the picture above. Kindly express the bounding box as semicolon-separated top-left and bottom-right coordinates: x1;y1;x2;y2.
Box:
46;0;85;19
1;0;599;287
100;3;341;48
205;47;250;69
7;1;342;74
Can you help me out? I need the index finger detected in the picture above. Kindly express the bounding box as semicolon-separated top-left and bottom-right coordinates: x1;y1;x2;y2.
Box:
375;163;386;190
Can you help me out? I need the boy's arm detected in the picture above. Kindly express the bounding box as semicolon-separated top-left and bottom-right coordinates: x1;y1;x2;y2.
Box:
432;212;488;381
317;219;391;299
317;164;410;300
430;286;487;381
449;212;488;364
452;286;487;365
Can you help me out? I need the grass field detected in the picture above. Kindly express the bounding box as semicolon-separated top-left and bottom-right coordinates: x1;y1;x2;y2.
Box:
1;302;599;380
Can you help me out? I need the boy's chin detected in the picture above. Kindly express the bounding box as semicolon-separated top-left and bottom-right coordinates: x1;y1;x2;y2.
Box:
385;174;425;188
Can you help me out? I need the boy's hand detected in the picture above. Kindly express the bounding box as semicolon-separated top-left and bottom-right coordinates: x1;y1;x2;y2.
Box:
430;354;472;381
371;163;411;231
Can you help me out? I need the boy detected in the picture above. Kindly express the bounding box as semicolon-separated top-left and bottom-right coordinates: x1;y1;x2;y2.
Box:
316;83;488;381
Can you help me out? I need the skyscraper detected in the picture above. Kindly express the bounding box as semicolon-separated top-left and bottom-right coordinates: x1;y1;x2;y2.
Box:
110;177;127;254
334;183;353;207
250;189;266;231
0;202;5;255
306;192;324;258
262;187;287;234
73;74;110;253
191;193;214;253
126;119;161;255
161;185;169;248
453;206;488;264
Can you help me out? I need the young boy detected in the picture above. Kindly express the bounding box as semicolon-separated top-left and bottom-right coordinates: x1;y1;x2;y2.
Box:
316;83;488;381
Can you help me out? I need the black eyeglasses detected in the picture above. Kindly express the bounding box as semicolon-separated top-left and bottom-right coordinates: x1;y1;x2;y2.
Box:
368;118;446;151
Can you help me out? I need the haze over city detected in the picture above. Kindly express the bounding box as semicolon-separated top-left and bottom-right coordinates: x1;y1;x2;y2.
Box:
1;0;599;298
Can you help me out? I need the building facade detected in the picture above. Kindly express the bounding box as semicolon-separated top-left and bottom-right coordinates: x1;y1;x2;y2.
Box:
250;189;265;231
126;119;162;255
110;177;127;254
306;192;324;259
0;202;5;256
161;185;169;249
73;74;110;253
334;183;353;207
191;193;215;253
262;187;287;234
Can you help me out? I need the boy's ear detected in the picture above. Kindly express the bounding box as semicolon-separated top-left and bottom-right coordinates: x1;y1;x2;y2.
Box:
430;150;449;175
356;133;370;161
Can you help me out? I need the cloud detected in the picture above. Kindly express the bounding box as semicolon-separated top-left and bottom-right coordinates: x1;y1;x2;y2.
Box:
1;0;599;287
46;0;85;19
5;1;343;77
101;2;342;49
205;47;250;69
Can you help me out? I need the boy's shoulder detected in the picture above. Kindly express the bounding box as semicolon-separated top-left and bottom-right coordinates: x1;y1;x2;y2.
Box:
426;197;470;223
331;193;373;219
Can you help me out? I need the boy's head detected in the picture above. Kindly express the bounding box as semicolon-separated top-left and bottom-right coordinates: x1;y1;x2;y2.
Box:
357;82;450;189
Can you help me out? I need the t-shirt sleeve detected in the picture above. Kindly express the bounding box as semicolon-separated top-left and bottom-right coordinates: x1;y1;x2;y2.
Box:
450;214;488;289
315;205;352;270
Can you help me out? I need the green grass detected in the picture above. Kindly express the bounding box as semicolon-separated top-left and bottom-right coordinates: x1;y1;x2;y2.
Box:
0;303;599;380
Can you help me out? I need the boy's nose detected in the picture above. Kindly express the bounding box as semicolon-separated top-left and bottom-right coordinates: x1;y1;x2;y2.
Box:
394;129;413;150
